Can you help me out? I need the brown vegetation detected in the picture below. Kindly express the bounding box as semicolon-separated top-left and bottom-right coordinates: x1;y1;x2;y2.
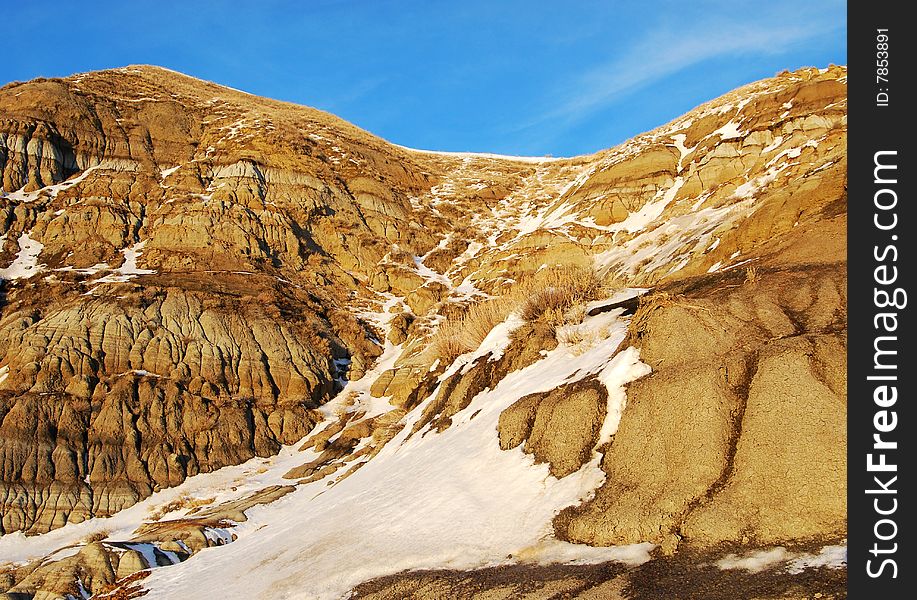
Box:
429;266;609;362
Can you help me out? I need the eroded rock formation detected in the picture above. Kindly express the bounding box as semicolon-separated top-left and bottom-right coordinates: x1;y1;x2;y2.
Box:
0;64;847;599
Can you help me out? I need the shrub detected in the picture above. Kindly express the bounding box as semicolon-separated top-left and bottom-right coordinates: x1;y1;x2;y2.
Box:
518;266;604;322
428;295;514;364
745;266;760;285
429;318;468;364
461;296;514;348
428;265;609;363
147;494;215;521
83;530;110;544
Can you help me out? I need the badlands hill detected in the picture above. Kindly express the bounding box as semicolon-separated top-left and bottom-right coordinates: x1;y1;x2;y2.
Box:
0;65;846;599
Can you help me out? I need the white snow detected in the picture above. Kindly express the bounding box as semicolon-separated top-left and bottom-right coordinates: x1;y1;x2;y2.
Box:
41;545;82;564
91;241;156;284
582;288;647;314
690;191;713;212
453;275;486;300
787;543;847;573
712;120;744;140
0;166;99;204
456;313;524;375
723;258;757;271
55;262;111;276
516;539;653;566
124;542;180;568
0;441;322;566
761;135;784;153
733;164;787;199
139;307;651;599
717;543;847;575
595;195;757;279
413;254;451;287
395;144;566;163
514;201;579;237
810;160;837;175
0;365;8;386
765;139;819;169
716;547;790;572
160;165;181;179
670;134;696;171
128;369;161;378
706;261;722;273
596;345;651;446
615;177;685;233
0;233;45;280
203;528;235;546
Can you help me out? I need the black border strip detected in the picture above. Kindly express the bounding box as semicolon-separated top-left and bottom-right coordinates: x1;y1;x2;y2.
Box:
849;1;913;596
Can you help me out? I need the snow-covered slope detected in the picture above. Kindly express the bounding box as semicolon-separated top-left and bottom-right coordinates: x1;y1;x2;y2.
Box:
145;307;652;599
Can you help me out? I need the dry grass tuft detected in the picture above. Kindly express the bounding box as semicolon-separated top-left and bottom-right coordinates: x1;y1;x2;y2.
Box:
555;326;587;347
428;265;612;362
519;266;605;323
462;297;515;347
147;495;215;521
745;266;760;285
629;292;679;335
429;318;469;364
83;530;110;544
428;295;515;363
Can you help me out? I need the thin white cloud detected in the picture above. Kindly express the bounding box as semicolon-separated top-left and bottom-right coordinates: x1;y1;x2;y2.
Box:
520;15;843;132
321;75;389;111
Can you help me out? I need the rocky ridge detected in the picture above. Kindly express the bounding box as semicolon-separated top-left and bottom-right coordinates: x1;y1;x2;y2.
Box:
0;65;846;599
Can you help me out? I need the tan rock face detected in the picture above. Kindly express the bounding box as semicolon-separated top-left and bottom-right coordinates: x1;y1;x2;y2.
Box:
682;334;847;544
555;263;847;550
0;484;286;599
499;378;607;478
0;63;846;553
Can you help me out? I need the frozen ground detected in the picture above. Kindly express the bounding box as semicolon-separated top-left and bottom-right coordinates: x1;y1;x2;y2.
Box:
142;307;652;599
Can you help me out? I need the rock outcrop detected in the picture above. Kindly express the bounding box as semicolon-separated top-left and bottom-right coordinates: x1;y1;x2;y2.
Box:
555;263;846;551
499;378;607;478
0;64;846;599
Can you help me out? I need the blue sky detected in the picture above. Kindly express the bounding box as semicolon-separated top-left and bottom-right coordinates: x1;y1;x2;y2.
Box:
2;0;846;157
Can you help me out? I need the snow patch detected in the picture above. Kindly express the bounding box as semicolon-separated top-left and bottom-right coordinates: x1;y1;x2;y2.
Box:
615;177;685;234
0;233;45;280
0;166;99;204
671;134;696;171
717;547;790;573
596;346;651;446
733;164;787;199
761;135;784;153
141;309;650;599
712;120;743;140
717;544;847;575
396;144;566;163
160;165;181;179
787;544;847;573
91;241;156;284
519;539;653;566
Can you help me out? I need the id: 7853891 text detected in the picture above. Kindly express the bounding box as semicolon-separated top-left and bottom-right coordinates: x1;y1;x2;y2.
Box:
876;29;889;106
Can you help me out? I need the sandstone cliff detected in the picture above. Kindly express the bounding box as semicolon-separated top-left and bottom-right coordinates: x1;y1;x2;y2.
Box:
0;64;846;599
